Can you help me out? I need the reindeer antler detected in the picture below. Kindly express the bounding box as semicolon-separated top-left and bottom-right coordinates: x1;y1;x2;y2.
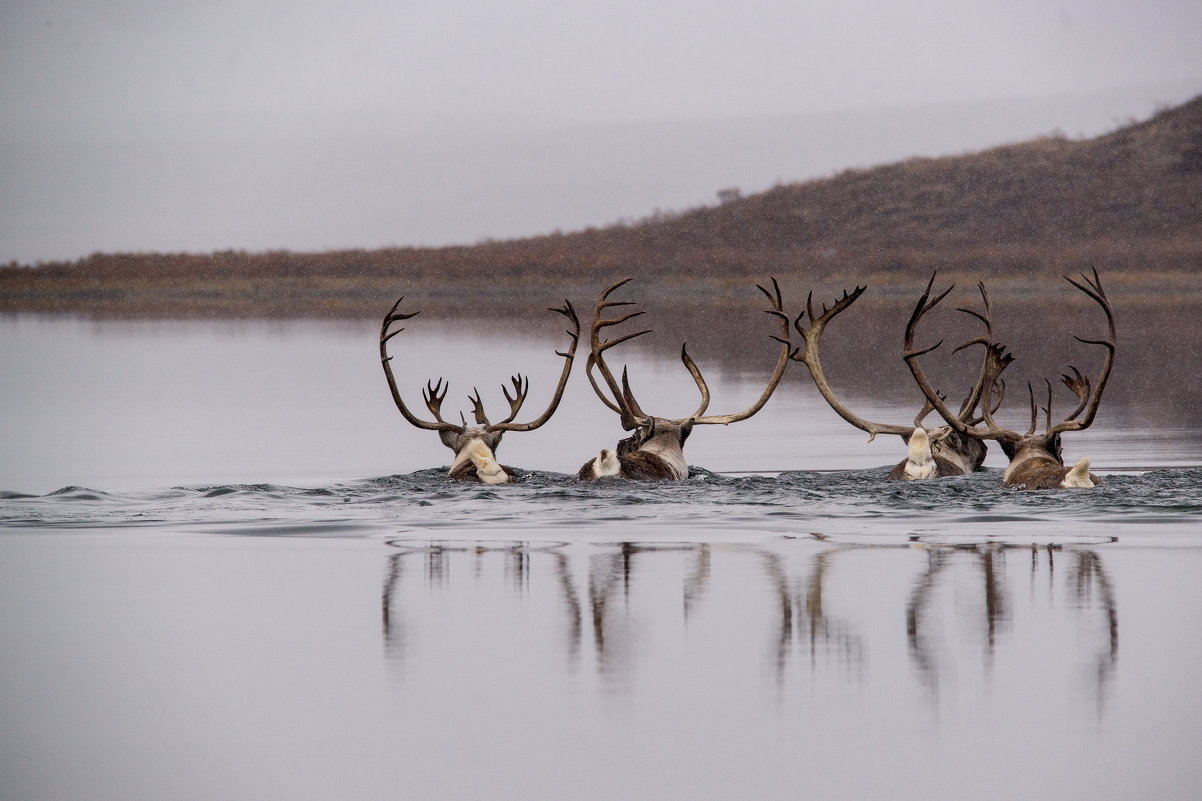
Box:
380;295;580;436
1045;268;1115;437
380;298;464;433
789;283;915;441
585;278;792;428
690;277;793;426
908;269;1114;444
486;300;581;433
585;279;652;430
903;273;1018;444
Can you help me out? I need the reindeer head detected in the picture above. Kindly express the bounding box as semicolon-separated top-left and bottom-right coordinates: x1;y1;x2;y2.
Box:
380;296;581;480
580;278;791;479
788;281;1001;479
437;425;504;461
904;269;1115;489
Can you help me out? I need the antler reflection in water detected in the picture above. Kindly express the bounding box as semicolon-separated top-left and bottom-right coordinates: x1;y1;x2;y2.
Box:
906;542;1118;717
757;550;793;684
382;552;408;665
683;544;711;622
588;542;703;684
906;543;1012;695
802;550;865;674
378;538;1120;716
981;546;1008;665
427;545;449;591
756;546;865;686
588;549;629;681
505;544;531;595
1070;550;1119;717
906;549;951;700
380;540;584;672
551;550;583;666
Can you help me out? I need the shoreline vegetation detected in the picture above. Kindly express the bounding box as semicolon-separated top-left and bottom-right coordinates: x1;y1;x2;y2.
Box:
2;97;1199;319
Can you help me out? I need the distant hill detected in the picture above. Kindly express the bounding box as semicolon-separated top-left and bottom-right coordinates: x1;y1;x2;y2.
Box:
3;96;1200;316
639;94;1202;251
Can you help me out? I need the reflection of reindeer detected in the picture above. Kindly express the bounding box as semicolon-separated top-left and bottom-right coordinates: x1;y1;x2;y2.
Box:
906;542;1118;712
756;545;865;684
587;543;704;680
588;547;629;678
1071;549;1119;712
905;548;949;695
381;551;407;664
379;537;1119;714
380;540;583;668
682;544;711;621
586;541;865;686
905;544;1009;699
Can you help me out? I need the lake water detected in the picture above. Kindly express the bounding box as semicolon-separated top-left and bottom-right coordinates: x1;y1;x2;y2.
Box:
2;313;1201;801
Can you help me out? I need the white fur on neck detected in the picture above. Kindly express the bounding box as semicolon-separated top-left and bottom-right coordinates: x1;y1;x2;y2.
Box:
903;427;937;480
1060;457;1094;488
590;449;620;478
455;438;508;484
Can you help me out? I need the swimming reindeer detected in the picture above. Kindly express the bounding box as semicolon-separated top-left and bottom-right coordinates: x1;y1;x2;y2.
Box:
577;278;791;480
789;281;1004;479
904;269;1115;490
380;296;580;482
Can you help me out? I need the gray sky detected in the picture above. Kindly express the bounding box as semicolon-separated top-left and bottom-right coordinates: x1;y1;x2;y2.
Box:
2;0;1201;263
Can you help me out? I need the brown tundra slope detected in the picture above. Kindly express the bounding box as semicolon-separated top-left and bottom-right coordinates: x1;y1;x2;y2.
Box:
2;95;1200;317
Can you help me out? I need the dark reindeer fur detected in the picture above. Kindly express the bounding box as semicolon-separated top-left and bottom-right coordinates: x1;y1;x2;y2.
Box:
577;421;692;481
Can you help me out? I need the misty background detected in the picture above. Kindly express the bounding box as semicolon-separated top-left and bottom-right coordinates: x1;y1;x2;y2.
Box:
2;0;1201;265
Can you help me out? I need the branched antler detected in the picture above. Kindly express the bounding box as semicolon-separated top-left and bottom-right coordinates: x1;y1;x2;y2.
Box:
487;300;581;433
903;273;1017;443
424;379;454;426
584;278;792;429
585;279;652;430
380;295;581;435
690;277;792;426
789;283;914;441
687;277;791;425
1046;268;1115;436
380;298;463;432
905;269;1111;447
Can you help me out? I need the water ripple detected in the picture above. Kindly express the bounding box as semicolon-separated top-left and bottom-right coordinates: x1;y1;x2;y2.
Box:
1;468;1200;541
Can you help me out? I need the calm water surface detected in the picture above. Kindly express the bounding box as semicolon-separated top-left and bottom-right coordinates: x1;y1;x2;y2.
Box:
2;314;1201;800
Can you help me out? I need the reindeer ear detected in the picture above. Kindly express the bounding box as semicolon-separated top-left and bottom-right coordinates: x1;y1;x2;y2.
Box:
679;418;694;444
438;429;461;451
930;426;953;443
1046;432;1063;462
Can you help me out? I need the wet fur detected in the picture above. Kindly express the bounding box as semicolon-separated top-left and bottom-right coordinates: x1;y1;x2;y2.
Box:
577;450;679;481
577;449;620;480
886;428;987;481
1003;454;1101;490
887;453;968;481
1000;439;1102;490
443;430;519;483
449;459;523;483
578;419;692;481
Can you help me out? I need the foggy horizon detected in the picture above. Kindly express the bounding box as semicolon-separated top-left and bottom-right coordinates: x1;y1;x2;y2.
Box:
3;1;1201;264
